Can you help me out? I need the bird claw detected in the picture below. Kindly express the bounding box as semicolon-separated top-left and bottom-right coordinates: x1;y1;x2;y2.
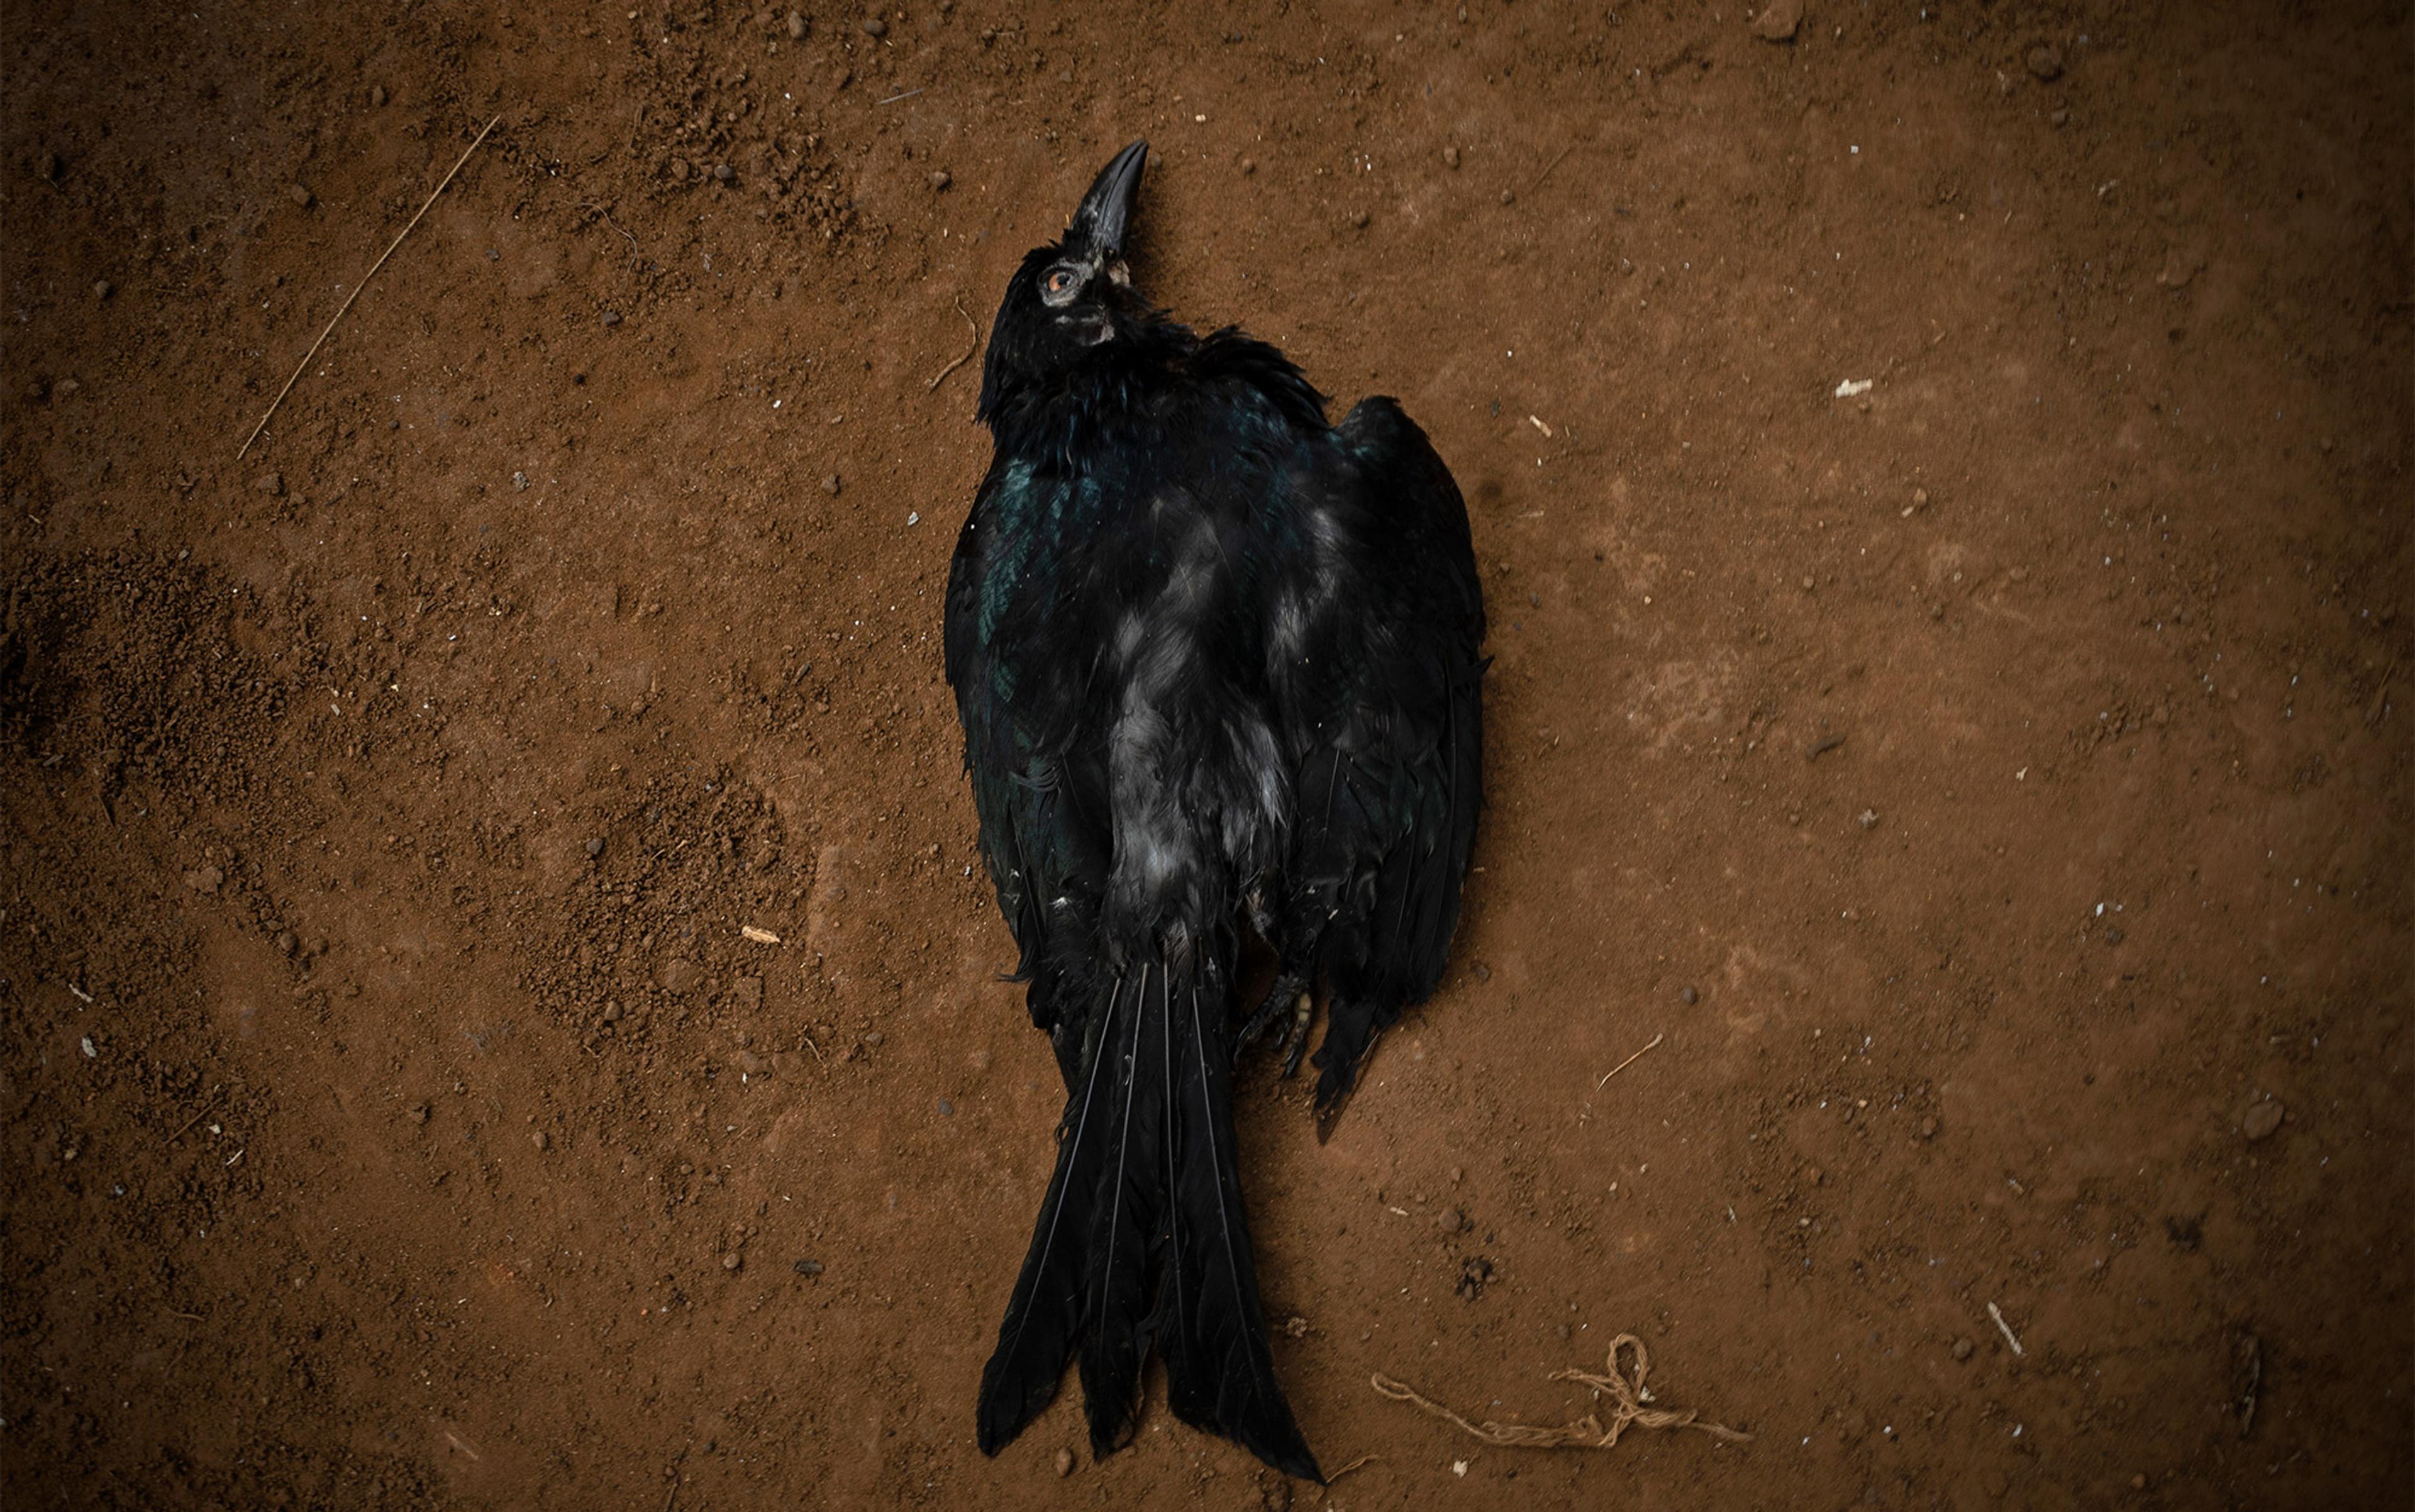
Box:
1238;973;1309;1067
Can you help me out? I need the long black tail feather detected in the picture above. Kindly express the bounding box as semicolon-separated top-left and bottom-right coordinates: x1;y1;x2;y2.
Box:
975;955;1320;1481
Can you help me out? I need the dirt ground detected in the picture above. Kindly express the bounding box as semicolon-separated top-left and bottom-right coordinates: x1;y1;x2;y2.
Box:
4;0;2409;1507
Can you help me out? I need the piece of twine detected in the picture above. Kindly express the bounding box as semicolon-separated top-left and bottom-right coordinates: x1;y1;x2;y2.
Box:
1372;1333;1750;1451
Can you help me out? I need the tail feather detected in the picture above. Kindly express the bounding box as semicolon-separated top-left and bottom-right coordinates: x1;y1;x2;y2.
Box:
976;955;1320;1481
975;984;1121;1454
1160;965;1321;1480
1075;960;1166;1458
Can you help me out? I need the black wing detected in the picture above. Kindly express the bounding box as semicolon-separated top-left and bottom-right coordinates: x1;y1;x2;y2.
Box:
944;461;1114;1083
1262;396;1486;1133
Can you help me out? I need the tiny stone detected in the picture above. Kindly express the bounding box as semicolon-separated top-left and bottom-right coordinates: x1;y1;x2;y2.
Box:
738;1050;769;1076
1858;808;1879;829
2131;1474;2148;1491
936;1098;955;1116
92;279;113;300
531;1130;549;1151
1951;1337;1975;1362
1916;1116;1940;1140
411;1103;431;1126
370;84;388;106
1240;157;1256;175
601;310;623;326
1351;208;1370;228
1679;985;1699;1005
669;157;691;182
1471;962;1492;982
792;1258;824;1277
862;15;887;36
2026;43;2064;81
254;472;283;496
275;931;299;957
713;163;736;184
823;474;843;496
2241;1099;2284;1141
2051;106;2070;127
37;150;60;180
586;836;606;857
601;1001;623;1022
2104;925;2125;945
1752;0;1802;41
862;1030;884;1047
1053;1448;1074;1477
1499;188;1516;206
723;1252;742;1271
289;182;314;208
1443;145;1461;169
786;9;808;38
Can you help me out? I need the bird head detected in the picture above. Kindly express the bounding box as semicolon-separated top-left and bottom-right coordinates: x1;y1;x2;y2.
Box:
977;140;1153;423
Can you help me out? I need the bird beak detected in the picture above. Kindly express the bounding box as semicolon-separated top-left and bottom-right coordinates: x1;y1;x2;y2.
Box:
1069;139;1148;261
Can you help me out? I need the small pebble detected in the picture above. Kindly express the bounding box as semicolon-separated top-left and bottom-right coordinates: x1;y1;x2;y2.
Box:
723;1252;742;1271
37;150;60;181
1752;0;1802;41
531;1130;549;1151
2026;43;2064;81
253;471;284;497
1679;985;1699;1006
936;1098;955;1116
1499;188;1516;206
786;9;808;38
1858;808;1879;830
793;1258;824;1277
1350;208;1370;228
2131;1474;2148;1491
92;279;113;300
823;474;843;496
601;1001;623;1022
410;1103;431;1126
1443;145;1461;169
713;162;736;184
1240;157;1256;175
369;84;388;106
289;182;314;208
1916;1116;1940;1140
275;930;299;957
1471;962;1492;982
862;15;887;36
586;836;606;857
929;169;951;191
2241;1099;2284;1141
2104;925;2125;945
669;157;691;182
601;310;623;326
1053;1448;1074;1477
862;1029;884;1047
2050;106;2070;127
1951;1337;1975;1362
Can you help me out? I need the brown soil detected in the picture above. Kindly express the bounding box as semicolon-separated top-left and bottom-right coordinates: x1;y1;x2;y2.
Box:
4;2;2409;1508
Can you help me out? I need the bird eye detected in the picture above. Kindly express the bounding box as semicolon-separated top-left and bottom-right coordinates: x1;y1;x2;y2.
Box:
1046;270;1074;294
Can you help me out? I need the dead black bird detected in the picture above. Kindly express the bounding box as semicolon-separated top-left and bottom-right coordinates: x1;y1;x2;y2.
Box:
945;140;1485;1481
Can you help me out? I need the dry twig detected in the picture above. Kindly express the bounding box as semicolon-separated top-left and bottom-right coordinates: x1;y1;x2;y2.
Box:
928;296;980;392
238;114;502;458
1374;1333;1750;1452
1596;1031;1665;1089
